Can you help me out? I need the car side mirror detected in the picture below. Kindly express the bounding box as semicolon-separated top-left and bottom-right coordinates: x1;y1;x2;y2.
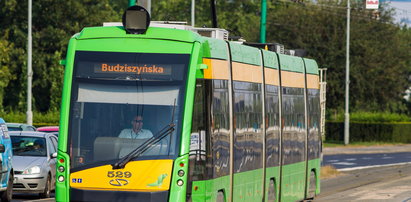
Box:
51;152;57;159
0;144;5;153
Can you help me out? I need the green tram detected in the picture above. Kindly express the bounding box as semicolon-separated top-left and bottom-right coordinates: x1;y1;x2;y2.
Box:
56;6;321;202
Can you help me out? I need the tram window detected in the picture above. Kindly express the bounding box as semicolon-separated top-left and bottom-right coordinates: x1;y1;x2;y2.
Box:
68;52;189;169
70;101;179;167
281;86;306;165
189;79;231;180
190;79;208;162
211;80;230;178
233;81;263;173
307;89;321;160
265;84;280;167
77;83;179;105
69;83;184;168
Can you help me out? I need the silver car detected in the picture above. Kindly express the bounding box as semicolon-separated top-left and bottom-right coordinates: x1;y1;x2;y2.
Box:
10;131;58;198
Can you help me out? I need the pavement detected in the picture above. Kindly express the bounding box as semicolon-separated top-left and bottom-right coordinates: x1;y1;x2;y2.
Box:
323;144;411;155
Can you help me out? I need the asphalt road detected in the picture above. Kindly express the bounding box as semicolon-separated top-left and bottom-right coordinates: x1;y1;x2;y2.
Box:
315;163;411;201
317;144;411;201
323;152;411;171
11;192;54;202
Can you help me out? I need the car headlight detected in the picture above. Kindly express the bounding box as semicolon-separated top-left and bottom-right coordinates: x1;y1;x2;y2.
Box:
23;166;41;174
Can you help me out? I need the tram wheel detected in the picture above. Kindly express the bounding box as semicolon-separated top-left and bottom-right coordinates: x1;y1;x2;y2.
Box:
308;171;316;199
216;190;225;202
267;179;277;202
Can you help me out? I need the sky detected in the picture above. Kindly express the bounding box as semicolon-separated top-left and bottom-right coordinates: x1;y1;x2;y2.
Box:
384;0;411;26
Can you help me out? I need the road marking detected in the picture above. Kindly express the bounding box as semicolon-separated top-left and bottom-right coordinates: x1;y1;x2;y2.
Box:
337;162;411;172
361;157;372;160
332;162;356;166
327;160;339;162
345;158;356;161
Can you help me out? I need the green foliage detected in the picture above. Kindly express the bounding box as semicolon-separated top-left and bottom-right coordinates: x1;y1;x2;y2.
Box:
0;0;122;112
0;40;13;112
324;141;401;147
0;0;411;119
326;111;411;143
326;121;411;143
329;111;411;123
151;0;261;41
0;111;59;125
265;1;411;113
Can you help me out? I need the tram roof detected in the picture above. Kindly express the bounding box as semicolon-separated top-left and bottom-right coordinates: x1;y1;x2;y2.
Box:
73;26;318;75
304;59;319;75
74;26;202;43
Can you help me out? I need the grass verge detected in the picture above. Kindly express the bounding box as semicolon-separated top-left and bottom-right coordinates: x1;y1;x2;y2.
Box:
321;165;341;179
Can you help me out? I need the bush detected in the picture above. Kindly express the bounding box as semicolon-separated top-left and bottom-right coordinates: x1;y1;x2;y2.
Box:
326;121;411;143
329;112;411;123
0;111;59;126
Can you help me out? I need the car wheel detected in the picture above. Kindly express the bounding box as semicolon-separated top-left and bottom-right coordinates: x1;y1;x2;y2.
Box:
39;174;51;198
1;173;13;202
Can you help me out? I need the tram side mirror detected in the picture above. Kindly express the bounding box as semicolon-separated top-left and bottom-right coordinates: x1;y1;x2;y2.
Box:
0;144;5;153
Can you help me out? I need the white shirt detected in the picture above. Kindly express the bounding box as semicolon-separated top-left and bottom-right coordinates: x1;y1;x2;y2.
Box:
118;128;153;139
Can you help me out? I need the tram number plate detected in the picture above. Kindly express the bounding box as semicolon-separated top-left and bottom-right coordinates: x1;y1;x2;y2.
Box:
107;171;132;178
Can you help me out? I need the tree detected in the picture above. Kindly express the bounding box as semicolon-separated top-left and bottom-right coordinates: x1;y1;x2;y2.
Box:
151;0;261;40
0;0;122;112
0;40;13;111
1;0;410;116
265;0;411;113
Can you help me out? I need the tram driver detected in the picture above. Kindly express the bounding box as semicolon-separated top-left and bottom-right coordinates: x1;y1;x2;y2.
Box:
118;115;153;139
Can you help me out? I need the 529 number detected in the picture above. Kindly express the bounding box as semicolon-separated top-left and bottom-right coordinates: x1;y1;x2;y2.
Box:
107;171;132;178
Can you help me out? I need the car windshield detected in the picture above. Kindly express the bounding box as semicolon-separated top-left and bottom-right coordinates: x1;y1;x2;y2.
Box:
68;51;189;169
11;136;47;157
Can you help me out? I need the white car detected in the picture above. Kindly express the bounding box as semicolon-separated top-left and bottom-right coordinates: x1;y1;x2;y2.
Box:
10;131;58;198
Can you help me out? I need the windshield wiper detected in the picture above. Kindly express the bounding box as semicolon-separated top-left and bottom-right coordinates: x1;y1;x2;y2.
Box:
111;123;175;169
112;99;177;170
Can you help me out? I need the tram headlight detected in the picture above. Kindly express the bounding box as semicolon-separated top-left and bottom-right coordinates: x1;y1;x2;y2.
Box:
178;170;185;177
58;176;65;182
58;166;65;173
177;179;184;186
122;5;150;34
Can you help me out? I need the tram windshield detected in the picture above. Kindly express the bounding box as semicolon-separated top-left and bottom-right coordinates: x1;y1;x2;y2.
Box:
68;51;189;169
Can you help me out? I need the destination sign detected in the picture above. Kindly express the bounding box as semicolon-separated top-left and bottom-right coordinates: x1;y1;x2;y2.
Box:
94;63;172;75
74;52;190;81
